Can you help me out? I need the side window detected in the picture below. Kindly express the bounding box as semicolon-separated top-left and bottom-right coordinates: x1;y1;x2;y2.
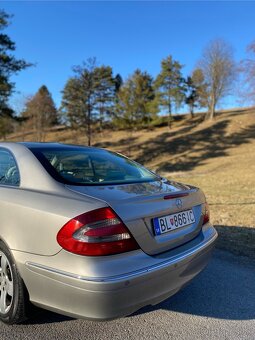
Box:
0;149;20;186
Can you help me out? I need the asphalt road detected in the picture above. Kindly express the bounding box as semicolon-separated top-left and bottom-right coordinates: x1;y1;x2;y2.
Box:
1;249;255;340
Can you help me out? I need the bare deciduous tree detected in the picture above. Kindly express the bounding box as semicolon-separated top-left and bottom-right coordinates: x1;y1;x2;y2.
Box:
199;39;236;120
239;41;255;104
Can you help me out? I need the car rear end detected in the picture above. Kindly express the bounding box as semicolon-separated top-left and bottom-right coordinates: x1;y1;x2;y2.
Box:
14;144;217;320
18;213;216;320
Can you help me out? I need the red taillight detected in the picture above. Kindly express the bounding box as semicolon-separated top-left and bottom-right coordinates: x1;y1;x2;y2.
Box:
203;202;210;225
57;207;139;256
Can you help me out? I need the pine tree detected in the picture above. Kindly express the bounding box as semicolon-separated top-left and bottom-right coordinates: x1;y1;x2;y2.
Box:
94;66;116;130
61;58;98;146
0;9;31;136
185;69;207;118
115;69;156;129
61;77;83;131
22;85;57;141
114;74;123;94
61;58;118;145
155;56;185;128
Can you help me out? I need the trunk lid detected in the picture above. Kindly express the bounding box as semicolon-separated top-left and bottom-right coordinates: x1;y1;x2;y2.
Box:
66;179;206;255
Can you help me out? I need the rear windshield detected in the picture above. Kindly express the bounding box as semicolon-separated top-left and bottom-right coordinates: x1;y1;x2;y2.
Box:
31;147;159;186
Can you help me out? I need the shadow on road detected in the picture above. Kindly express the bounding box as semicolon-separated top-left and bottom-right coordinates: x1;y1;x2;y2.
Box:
23;310;73;325
133;249;255;320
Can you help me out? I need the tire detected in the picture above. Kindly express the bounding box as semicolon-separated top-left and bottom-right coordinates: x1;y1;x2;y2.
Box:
0;241;29;324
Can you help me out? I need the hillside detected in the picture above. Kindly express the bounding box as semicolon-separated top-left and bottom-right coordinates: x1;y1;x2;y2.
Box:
4;107;255;228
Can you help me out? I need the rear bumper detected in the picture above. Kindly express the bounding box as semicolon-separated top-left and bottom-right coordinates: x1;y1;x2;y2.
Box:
15;224;217;320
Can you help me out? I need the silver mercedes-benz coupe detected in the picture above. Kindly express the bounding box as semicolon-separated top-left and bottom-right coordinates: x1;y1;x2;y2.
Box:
0;142;217;324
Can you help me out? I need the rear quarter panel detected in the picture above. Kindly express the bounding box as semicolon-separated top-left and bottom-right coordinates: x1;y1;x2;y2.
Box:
0;186;106;255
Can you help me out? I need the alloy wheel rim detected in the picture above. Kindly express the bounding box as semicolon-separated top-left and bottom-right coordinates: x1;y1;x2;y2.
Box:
0;252;13;314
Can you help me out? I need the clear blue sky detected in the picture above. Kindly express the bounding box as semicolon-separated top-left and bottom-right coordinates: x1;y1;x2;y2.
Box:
2;1;255;112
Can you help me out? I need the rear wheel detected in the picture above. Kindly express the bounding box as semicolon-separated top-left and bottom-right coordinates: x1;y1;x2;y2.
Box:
0;241;29;324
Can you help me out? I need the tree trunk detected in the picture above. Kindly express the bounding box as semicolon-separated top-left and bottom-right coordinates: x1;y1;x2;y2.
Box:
99;106;103;132
168;101;172;129
205;96;215;121
209;101;215;119
190;105;194;119
87;106;91;146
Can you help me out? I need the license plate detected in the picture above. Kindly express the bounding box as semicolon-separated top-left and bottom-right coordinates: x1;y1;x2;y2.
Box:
153;209;195;236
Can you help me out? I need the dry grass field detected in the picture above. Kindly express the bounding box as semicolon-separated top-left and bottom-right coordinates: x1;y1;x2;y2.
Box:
5;107;255;229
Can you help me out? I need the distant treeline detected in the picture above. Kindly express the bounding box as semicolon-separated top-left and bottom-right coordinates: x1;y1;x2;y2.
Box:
1;8;255;144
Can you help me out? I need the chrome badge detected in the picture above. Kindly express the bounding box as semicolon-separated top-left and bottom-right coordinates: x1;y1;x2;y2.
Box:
175;198;182;209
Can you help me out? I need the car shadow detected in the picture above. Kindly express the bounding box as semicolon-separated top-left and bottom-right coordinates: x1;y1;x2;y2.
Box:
131;249;255;320
22;310;74;325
